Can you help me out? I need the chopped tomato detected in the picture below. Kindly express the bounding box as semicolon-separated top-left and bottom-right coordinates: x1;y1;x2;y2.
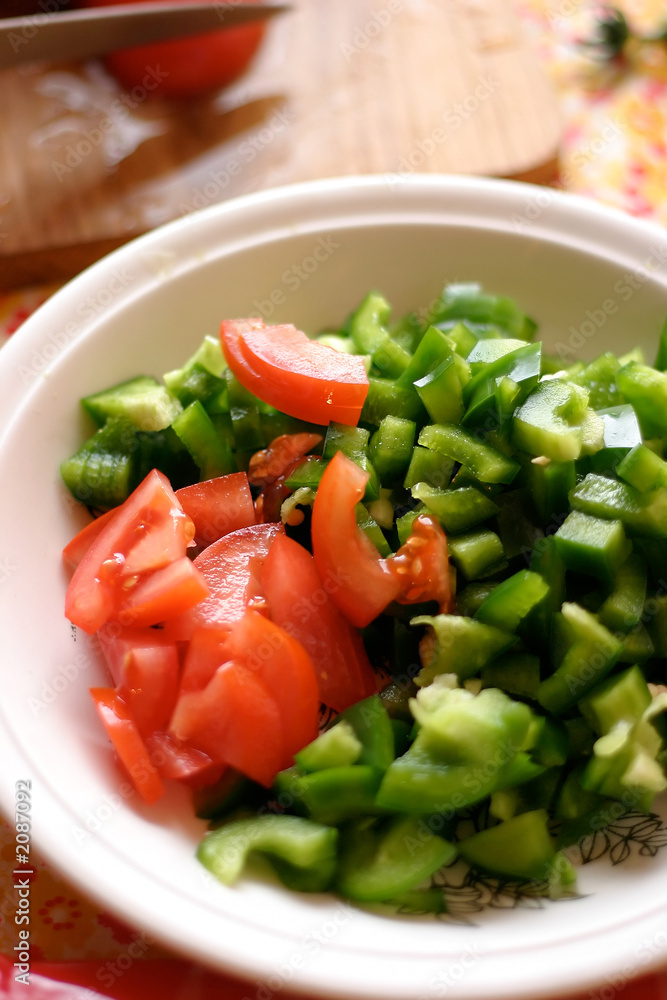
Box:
179;626;230;695
175;472;255;547
97;626;180;735
90;688;165;805
169;661;284;786
65;469;194;634
221;318;369;426
262;533;377;710
390;513;453;612
248;433;323;488
145;731;223;787
225;610;319;760
116;556;209;628
165;522;283;639
62;507;117;571
311;451;401;628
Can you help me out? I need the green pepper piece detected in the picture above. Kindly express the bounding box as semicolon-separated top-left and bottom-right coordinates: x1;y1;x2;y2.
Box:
403;445;454;490
323;422;380;501
615;361;667;438
295;720;363;772
376;745;516;814
537;603;622;716
568;352;622;410
579;665;652;736
356;504;392;556
655;314;667;371
428;282;536;340
419;423;520;484
336;815;456;903
458;809;562;883
412;614;515;684
349;291;392;354
369;415;416;482
335;695;396;770
284;455;328;491
414;356;467;424
474;569;549;632
362;376;428;426
291;766;384;824
225;370;265;452
570;472;667;537
465;337;530;376
171;400;235;480
481;653;541;701
616;443;667;493
197;814;338;890
597;550;647;632
410;683;534;766
525;459;576;527
81;375;182;431
60;416;139;508
512;379;589;461
163;362;228;412
554;511;631;583
371;333;412;379
447;528;507;580
411;483;498;534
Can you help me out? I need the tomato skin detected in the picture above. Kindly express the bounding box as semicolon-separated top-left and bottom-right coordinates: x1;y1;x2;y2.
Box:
262;533;377;711
79;0;266;99
225;609;319;760
62;507;117;572
390;514;453;611
169;661;284;786
65;469;193;634
90;687;165;804
175;472;255;547
221;318;369;426
165;521;284;639
311;451;402;628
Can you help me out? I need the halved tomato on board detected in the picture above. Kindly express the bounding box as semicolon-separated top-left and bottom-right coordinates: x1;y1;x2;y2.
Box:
220;318;368;426
262;533;377;710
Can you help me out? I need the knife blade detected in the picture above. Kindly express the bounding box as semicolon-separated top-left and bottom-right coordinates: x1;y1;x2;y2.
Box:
0;1;288;69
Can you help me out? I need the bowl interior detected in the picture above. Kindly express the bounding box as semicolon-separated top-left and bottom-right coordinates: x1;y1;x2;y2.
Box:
2;176;667;1000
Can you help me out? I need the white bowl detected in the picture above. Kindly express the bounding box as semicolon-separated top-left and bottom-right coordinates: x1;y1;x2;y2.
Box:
3;175;667;1000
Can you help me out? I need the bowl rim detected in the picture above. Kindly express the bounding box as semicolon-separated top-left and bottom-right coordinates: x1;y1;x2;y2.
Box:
3;173;667;1000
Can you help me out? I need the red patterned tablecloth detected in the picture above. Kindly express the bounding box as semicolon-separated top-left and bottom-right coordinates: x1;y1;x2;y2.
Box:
3;1;667;995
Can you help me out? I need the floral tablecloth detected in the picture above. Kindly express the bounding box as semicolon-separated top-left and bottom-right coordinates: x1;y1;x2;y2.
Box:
3;0;667;996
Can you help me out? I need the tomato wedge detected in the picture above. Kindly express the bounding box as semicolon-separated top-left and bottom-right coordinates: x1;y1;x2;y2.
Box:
145;731;222;787
62;507;117;571
179;626;230;695
262;533;377;710
221;318;368;426
175;472;255;547
311;450;401;627
390;513;453;612
116;556;209;628
169;662;284;786
90;688;164;804
165;522;284;639
97;626;180;736
65;469;194;634
225;610;319;760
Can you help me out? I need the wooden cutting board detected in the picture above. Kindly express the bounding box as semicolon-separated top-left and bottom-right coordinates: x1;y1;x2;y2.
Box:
0;0;560;291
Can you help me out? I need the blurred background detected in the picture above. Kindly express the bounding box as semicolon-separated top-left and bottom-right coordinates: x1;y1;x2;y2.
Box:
1;0;665;300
